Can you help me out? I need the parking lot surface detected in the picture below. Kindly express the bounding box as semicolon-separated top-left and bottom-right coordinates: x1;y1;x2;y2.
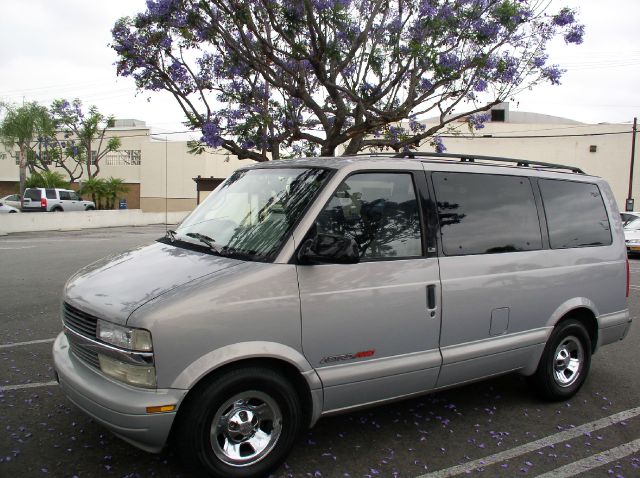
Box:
1;226;638;477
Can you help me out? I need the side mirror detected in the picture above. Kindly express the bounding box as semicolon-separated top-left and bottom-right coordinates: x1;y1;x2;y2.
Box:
298;233;360;265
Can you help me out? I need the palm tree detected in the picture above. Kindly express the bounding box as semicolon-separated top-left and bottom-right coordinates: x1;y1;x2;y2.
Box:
79;177;107;209
103;177;129;209
0;102;52;195
25;170;69;189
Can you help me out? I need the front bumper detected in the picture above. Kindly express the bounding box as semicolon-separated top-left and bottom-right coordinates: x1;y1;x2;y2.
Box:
53;332;187;453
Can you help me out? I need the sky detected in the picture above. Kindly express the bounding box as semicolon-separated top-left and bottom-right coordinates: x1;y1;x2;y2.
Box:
1;0;639;141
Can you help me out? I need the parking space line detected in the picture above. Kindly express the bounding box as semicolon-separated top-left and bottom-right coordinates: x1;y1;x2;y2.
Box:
0;381;58;392
630;285;640;290
0;338;55;349
415;406;640;478
534;438;640;478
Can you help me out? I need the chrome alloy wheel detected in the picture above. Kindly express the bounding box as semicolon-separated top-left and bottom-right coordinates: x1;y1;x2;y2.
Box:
210;391;283;467
553;335;584;387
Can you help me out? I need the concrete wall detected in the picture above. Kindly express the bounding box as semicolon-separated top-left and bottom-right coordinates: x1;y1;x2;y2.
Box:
0;210;190;235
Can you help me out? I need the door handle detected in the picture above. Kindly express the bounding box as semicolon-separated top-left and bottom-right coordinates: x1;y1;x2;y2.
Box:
427;284;437;317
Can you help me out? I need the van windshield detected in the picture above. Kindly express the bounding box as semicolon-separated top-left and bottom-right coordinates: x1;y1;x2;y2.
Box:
171;168;331;261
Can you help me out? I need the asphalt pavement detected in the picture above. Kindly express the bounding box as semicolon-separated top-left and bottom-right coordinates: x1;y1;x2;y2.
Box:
0;226;638;477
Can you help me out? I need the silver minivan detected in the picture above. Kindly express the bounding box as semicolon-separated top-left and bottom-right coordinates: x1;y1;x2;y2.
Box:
53;153;632;478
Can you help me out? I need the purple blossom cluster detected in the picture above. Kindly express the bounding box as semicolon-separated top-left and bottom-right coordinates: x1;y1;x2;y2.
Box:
110;0;586;158
201;121;224;148
467;113;490;130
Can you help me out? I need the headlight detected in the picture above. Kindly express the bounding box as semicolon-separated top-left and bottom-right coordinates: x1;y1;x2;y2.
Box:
98;354;157;388
97;320;153;351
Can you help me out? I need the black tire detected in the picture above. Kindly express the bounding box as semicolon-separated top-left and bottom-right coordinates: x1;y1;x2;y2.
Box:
174;367;303;478
85;206;95;211
51;207;63;212
528;319;592;401
9;210;17;213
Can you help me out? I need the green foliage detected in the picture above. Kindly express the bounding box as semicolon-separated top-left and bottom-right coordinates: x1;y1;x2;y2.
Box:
79;177;107;209
25;170;69;189
103;177;129;210
50;99;121;178
79;176;128;209
0;102;53;194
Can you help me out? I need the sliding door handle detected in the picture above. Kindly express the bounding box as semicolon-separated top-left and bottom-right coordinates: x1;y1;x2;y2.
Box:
427;284;437;310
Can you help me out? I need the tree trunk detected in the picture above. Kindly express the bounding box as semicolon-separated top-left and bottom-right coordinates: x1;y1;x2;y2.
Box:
86;142;93;178
320;144;336;157
18;147;27;196
344;135;364;155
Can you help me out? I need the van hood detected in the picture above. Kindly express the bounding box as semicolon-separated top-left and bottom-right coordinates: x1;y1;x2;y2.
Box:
64;241;242;324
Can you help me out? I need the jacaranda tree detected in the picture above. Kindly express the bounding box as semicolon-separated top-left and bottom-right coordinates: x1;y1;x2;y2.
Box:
50;99;122;178
112;0;583;160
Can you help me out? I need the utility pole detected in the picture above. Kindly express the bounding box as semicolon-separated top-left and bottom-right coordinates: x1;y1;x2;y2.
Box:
627;117;637;212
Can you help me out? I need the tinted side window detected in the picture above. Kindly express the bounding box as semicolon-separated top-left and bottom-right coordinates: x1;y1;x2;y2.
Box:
59;191;71;200
539;179;612;248
45;189;57;199
24;189;41;200
69;192;80;201
316;173;422;259
433;172;542;255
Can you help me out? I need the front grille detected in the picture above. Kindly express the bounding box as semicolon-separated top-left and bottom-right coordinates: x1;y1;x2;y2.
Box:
63;302;101;369
68;339;100;369
63;302;98;338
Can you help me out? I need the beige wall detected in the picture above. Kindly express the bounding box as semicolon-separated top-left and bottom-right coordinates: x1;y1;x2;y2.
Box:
140;197;197;213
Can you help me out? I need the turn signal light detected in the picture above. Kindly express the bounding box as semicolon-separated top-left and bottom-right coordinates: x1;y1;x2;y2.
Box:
146;405;176;414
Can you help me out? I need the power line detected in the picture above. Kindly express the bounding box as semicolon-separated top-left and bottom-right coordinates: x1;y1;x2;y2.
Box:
52;127;633;141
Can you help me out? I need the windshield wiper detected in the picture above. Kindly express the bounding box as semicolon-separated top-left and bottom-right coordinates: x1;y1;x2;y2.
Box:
185;232;224;255
165;229;177;242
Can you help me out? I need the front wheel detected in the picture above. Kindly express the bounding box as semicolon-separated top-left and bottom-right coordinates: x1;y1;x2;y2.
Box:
174;367;303;478
528;319;592;401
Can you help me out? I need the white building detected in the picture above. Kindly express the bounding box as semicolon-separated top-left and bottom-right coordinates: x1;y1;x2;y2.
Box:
1;105;637;212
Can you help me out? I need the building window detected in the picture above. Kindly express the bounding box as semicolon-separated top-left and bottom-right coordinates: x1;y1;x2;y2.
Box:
15;152;20;165
91;150;141;166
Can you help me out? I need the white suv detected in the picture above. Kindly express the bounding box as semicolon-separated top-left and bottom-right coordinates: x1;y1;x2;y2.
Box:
22;188;95;212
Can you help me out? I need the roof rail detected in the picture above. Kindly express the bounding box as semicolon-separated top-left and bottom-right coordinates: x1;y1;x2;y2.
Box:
393;151;584;174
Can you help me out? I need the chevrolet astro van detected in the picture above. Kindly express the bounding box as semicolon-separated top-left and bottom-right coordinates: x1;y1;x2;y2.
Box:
53;153;632;478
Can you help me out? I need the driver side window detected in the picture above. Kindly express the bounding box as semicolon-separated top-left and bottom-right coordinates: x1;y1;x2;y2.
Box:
315;173;423;259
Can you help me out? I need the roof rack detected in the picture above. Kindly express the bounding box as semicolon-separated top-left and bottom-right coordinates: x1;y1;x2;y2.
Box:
393;152;584;174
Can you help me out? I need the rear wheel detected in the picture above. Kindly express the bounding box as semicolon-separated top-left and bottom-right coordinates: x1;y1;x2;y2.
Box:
174;367;302;478
528;319;591;400
51;207;63;212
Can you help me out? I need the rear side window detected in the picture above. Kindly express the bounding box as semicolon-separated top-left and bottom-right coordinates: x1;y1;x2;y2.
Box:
539;179;612;248
45;189;57;199
24;189;41;200
433;172;542;255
